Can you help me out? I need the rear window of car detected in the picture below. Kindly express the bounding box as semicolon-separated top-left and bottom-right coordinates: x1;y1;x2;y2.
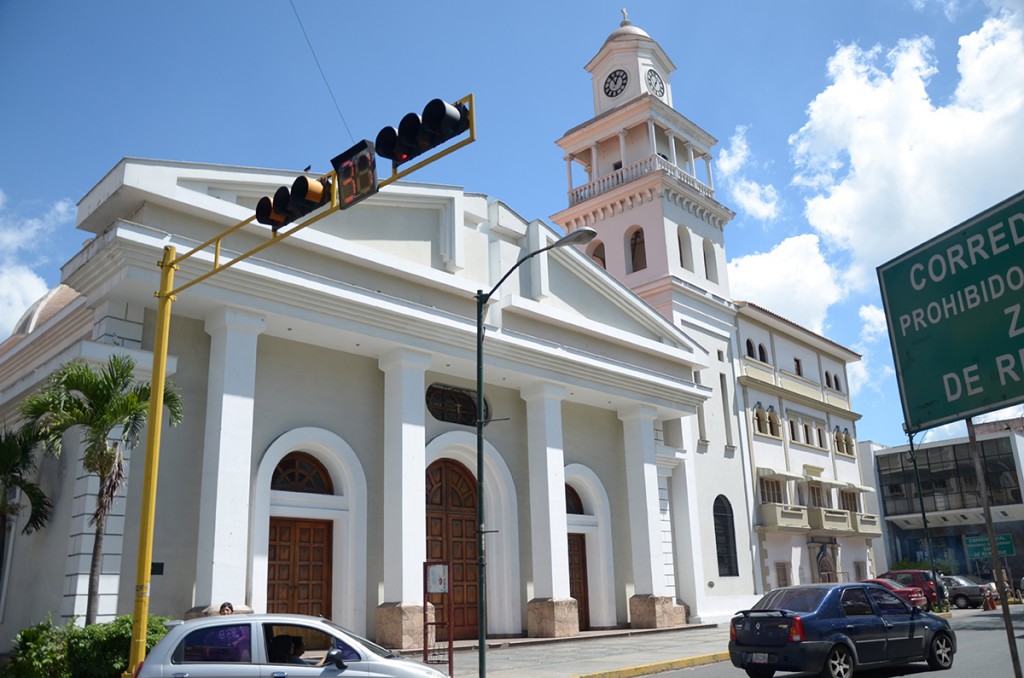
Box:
753;588;827;612
173;623;251;664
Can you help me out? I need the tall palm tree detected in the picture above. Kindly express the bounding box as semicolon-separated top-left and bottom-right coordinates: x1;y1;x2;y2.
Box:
0;426;53;589
21;354;183;625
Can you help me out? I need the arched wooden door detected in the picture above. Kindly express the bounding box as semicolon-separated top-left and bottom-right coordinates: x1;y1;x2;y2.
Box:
426;459;479;640
267;452;333;617
566;484;590;631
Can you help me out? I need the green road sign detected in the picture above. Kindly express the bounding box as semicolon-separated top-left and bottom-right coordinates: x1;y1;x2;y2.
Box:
965;533;1015;559
877;190;1024;433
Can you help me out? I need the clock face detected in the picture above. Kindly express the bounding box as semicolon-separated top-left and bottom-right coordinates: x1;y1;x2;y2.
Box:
603;69;628;98
646;69;665;97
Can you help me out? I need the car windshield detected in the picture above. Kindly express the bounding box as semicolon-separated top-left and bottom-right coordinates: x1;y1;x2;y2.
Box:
753;588;828;613
322;619;396;658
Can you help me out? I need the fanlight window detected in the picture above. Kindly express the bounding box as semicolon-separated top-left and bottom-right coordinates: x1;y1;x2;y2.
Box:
271;452;333;494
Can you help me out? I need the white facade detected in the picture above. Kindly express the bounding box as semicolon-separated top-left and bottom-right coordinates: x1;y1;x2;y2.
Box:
0;154;728;647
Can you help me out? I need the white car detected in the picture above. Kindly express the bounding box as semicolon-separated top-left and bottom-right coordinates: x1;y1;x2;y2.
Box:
134;613;447;678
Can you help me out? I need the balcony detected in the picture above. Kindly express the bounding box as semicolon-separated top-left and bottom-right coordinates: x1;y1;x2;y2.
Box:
758;503;811;532
851;512;883;537
569;154;714;206
808;506;854;535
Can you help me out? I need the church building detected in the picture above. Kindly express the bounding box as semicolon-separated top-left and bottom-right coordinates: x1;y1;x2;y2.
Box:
0;16;874;650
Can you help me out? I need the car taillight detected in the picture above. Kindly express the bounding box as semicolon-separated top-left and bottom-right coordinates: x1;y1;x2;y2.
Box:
730;620;737;640
789;616;805;642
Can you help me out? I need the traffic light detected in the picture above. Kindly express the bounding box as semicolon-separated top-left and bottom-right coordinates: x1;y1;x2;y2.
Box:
330;139;378;210
375;98;471;167
255;174;332;233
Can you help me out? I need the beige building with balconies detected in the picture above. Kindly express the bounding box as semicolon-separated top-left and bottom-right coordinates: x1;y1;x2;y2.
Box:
737;302;880;592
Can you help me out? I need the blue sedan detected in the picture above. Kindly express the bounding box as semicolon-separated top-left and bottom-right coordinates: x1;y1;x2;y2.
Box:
728;582;955;678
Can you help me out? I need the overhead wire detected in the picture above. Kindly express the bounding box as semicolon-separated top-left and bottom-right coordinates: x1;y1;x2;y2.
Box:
289;0;354;145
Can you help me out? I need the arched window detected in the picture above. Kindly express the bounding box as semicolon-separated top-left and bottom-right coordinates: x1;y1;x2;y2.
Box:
834;430;845;454
702;238;718;283
677;225;694;272
753;407;768;434
767;409;781;437
834;376;842;392
825;371;833;389
745;339;756;359
844;430;855;456
588;241;606;269
627;227;647;273
565;484;584;514
713;495;738;576
271;452;334;494
758;344;768;364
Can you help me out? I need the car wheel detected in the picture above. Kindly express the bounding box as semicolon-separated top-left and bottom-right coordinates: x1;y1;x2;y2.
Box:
744;668;775;678
820;645;853;678
927;632;954;670
953;594;969;609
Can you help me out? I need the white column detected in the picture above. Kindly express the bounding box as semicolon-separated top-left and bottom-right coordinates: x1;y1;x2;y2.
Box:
688;145;696;177
668;134;678;167
590;143;599;179
619;404;665;596
704;155;714;189
564;155;574;194
379;349;432;602
195;307;266;606
647;120;656;157
522;383;570;600
617;130;628;169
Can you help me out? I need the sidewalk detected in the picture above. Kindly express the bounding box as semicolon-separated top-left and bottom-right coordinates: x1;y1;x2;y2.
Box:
421;623;732;677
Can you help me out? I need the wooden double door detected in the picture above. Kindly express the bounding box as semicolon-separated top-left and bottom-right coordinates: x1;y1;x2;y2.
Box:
267;518;332;618
426;459;479;640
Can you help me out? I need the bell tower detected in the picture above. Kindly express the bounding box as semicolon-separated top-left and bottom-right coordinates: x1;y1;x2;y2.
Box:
551;15;751;625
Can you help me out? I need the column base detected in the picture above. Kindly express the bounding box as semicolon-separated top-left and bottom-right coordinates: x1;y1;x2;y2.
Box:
376;602;431;649
628;594;686;629
527;598;579;638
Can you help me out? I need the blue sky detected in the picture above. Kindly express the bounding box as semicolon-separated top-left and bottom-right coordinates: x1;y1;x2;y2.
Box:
1;0;1022;447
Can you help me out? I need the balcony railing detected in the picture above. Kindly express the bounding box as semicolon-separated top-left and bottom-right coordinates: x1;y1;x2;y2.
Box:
808;506;854;534
569;154;714;206
758;503;811;531
851;512;883;537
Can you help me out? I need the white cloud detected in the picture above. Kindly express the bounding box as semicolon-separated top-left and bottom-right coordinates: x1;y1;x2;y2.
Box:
0;266;49;338
727;234;844;334
717;126;750;177
0;192;73;338
719;126;780;221
858;304;889;344
788;9;1024;293
732;179;780;221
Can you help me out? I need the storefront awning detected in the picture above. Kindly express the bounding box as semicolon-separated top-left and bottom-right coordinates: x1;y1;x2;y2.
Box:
756;466;805;481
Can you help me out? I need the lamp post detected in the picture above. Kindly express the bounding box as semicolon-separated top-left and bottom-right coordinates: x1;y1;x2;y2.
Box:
474;227;596;676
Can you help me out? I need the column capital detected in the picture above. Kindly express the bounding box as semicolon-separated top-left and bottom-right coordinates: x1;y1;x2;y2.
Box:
520;381;568;403
378;348;433;374
618;403;658;423
204;307;266;336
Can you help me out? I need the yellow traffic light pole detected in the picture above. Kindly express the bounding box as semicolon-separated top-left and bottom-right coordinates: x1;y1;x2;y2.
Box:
123;96;475;676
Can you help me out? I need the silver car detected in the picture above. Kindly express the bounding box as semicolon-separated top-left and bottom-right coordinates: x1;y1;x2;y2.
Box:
135;613;447;678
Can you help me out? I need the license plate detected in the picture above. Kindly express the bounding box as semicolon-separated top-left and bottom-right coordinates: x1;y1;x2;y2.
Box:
752;652;768;664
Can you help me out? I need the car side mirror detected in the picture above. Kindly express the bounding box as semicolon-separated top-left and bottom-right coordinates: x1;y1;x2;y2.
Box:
326;648;348;670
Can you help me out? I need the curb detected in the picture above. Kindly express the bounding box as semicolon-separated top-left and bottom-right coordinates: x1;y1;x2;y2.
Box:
571;651;731;678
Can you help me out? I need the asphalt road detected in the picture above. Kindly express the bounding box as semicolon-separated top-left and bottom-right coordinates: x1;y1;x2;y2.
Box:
658;607;1024;678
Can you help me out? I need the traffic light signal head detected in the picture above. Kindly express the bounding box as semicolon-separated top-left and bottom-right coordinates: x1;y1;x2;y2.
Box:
376;98;471;167
255;175;332;232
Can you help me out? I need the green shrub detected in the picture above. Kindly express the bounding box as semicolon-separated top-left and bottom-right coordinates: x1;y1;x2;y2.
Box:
8;615;170;678
8;617;74;678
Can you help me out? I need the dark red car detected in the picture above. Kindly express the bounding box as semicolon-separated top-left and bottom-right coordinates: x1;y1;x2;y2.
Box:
860;578;928;609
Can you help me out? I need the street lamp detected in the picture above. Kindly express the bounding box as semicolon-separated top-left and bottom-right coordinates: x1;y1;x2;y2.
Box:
474;227;596;676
